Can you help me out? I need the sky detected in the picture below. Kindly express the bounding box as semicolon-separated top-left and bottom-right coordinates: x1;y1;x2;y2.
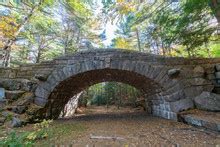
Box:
95;0;118;46
103;20;118;46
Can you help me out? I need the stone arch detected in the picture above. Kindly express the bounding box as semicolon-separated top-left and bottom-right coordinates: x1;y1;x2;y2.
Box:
34;57;186;120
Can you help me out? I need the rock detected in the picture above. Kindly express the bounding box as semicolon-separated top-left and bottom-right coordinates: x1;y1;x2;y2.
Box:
26;104;43;116
12;92;34;106
26;104;44;122
11;117;22;128
0;99;7;108
0;79;35;91
193;66;205;77
1;111;14;122
169;98;194;113
34;74;47;81
9;72;16;78
168;69;180;78
1;111;10;117
217;79;220;84
183;115;202;127
5;90;25;100
12;106;27;114
215;71;220;79
194;92;220;112
0;117;6;126
135;99;145;108
0;88;5;100
215;64;220;71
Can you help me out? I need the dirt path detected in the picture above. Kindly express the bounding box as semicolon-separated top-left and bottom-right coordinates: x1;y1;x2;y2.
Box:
36;106;220;146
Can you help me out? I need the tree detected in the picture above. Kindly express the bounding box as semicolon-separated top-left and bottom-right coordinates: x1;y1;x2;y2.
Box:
133;0;219;57
210;0;220;24
0;0;54;67
0;0;100;66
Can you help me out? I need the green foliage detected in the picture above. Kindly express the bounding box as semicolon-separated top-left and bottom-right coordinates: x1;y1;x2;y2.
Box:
82;82;142;107
107;0;219;57
0;120;53;147
211;43;220;57
91;95;107;106
26;119;53;141
5;114;13;122
1;0;220;66
0;131;33;147
0;0;100;66
147;0;217;56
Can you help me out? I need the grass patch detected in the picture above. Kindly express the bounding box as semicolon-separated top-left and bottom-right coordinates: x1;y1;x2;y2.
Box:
0;120;86;147
35;122;86;146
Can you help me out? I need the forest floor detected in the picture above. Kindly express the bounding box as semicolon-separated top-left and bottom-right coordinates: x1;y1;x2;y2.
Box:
2;106;220;146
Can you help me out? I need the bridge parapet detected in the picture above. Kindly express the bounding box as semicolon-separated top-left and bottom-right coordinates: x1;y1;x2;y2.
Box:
1;49;220;79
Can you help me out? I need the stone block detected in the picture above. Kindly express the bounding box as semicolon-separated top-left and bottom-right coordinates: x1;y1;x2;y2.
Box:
184;115;202;127
217;124;220;132
164;90;185;102
151;99;162;105
194;92;220;112
0;99;6;107
159;75;169;85
38;82;53;92
184;86;203;98
62;66;73;78
9;72;16;78
169;98;194;113
215;71;220;79
167;68;180;78
168;111;178;120
0;117;6;126
201;120;218;131
11;92;34;107
165;84;182;95
5;90;25;100
0;88;5;100
0;79;34;91
213;87;220;94
160;110;177;121
121;60;130;71
193;66;205;77
215;64;220;71
12;106;27;114
34;74;48;81
47;75;58;88
34;97;48;107
35;87;50;99
206;73;215;80
11;117;22;128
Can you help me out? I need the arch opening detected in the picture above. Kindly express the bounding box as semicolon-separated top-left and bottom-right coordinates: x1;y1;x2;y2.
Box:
40;68;164;119
59;82;146;118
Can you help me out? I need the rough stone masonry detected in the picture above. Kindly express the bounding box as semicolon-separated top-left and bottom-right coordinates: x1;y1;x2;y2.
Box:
0;49;220;126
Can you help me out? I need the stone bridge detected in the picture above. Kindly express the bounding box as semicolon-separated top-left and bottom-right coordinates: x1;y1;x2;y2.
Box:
0;49;220;121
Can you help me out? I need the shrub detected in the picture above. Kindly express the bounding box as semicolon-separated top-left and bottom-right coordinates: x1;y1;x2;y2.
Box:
0;119;53;146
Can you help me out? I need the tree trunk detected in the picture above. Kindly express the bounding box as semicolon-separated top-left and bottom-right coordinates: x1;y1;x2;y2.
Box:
2;48;11;67
36;47;42;63
136;29;142;52
205;42;211;58
2;3;41;67
186;47;191;58
211;0;220;24
161;42;166;56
